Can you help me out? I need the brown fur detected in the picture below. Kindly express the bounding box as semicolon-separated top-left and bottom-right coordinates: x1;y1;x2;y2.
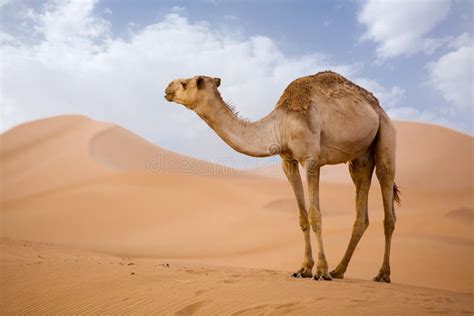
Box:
275;71;380;115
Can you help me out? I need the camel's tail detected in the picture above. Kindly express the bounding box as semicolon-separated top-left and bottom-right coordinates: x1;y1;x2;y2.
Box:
373;108;401;210
393;182;401;207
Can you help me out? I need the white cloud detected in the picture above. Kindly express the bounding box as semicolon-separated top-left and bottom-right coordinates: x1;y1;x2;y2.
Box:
31;0;110;44
448;32;473;49
427;41;473;114
358;0;451;59
0;31;16;44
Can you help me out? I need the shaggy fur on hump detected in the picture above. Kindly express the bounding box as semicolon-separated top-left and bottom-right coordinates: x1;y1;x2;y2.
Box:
275;71;380;115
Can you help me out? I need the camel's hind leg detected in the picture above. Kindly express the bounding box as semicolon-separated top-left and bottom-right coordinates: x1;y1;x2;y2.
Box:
281;159;314;278
330;151;375;279
373;114;398;283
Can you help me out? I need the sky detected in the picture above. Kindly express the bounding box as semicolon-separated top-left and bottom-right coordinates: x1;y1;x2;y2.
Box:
0;0;473;168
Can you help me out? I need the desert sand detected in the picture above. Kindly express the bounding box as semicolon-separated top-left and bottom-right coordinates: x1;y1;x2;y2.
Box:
1;115;473;314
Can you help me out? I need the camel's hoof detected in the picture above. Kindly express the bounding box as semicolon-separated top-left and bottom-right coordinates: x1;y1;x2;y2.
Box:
373;273;391;283
329;269;344;279
291;271;312;278
313;273;333;281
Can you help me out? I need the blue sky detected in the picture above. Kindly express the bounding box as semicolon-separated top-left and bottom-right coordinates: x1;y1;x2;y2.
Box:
0;0;472;167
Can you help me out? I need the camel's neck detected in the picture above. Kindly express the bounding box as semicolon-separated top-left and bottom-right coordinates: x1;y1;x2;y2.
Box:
194;96;283;157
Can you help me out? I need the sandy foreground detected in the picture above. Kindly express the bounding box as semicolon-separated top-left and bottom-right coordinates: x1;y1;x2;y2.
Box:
1;115;473;314
1;239;472;315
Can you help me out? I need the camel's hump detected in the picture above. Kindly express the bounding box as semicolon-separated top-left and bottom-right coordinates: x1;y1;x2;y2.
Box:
275;71;380;115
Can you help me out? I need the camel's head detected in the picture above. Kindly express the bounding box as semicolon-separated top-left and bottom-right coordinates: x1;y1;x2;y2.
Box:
164;76;221;109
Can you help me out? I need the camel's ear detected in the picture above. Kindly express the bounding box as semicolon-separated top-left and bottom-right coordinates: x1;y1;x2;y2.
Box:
214;77;221;87
196;76;205;89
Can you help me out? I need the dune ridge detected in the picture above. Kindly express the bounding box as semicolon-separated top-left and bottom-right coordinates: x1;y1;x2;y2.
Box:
90;125;242;177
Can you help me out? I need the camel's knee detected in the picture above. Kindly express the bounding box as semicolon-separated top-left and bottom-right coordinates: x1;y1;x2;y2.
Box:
353;217;369;236
308;207;322;233
298;213;310;231
375;163;395;183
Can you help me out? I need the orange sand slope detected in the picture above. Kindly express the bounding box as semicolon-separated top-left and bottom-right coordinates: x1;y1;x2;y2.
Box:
1;115;473;312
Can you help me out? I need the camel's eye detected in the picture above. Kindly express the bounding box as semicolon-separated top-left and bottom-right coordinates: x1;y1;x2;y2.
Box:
181;81;187;89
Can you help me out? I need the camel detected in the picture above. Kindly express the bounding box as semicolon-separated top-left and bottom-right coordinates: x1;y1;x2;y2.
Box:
164;71;400;282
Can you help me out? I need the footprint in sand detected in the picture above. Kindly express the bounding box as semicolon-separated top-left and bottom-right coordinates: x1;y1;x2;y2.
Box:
194;289;208;296
313;297;328;301
350;299;367;303
436;296;453;303
223;279;239;284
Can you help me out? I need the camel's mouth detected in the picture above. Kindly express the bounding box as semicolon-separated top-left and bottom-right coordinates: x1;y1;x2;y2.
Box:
164;93;174;101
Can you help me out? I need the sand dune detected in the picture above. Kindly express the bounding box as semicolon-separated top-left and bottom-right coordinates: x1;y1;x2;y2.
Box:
1;115;473;313
395;121;473;190
1;115;113;200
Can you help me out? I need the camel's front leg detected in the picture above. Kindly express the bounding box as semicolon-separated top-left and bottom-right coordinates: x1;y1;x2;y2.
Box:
305;160;332;281
281;159;314;278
